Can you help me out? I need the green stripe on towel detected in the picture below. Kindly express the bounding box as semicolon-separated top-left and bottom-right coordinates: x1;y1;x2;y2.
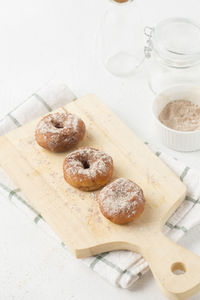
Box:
9;187;39;215
61;242;66;248
165;221;174;229
90;253;109;270
174;225;188;233
90;252;143;278
90;253;137;277
33;93;52;112
185;195;198;204
0;93;35;121
90;252;124;273
166;221;187;233
0;182;13;193
7;113;21;127
180;166;190;182
155;151;161;157
99;257;124;274
9;188;21;200
34;214;42;224
0;182;41;219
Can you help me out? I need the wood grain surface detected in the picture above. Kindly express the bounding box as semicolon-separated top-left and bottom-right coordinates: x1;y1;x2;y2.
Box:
0;94;200;300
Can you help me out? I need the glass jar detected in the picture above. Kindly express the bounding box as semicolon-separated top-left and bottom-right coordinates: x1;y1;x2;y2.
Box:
99;0;144;77
145;18;200;94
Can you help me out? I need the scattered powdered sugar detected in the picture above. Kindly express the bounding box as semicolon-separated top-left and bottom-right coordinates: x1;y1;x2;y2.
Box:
64;147;113;179
36;112;80;134
99;178;144;217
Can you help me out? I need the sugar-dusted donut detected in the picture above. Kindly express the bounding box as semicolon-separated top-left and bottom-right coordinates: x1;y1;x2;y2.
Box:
98;178;145;224
63;147;113;191
35;112;86;152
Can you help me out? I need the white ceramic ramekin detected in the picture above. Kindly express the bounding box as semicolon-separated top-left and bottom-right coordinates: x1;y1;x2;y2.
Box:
152;85;200;152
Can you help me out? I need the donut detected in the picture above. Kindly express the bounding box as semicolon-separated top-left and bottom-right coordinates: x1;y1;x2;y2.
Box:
98;178;145;224
35;112;86;152
63;147;113;191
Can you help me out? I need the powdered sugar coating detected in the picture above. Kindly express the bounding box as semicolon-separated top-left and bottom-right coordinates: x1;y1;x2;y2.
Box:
36;113;79;134
63;147;113;191
99;178;145;218
35;112;85;152
65;148;112;178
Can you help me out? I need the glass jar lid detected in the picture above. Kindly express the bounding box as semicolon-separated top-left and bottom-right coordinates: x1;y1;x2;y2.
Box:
152;18;200;67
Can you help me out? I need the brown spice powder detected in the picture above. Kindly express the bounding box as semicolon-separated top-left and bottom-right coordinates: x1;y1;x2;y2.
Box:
159;100;200;131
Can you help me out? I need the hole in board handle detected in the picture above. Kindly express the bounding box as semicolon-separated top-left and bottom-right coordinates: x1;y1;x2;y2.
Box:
171;262;186;275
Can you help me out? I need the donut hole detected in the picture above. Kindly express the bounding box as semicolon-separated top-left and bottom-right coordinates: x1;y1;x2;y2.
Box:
82;160;90;169
52;120;64;129
53;121;64;128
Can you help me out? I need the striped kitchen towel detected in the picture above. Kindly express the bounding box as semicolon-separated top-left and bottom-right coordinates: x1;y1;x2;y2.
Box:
0;81;200;289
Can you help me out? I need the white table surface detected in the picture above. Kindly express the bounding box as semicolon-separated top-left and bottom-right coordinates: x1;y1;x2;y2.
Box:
0;0;200;299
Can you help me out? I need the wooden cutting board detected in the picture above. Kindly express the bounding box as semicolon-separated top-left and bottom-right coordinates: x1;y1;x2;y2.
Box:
0;94;200;300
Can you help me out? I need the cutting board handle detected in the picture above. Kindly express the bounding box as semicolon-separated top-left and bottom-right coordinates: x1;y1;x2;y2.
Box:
140;232;200;300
